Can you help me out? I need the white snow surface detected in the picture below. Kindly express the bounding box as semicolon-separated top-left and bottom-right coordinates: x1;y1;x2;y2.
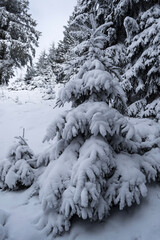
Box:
0;87;160;240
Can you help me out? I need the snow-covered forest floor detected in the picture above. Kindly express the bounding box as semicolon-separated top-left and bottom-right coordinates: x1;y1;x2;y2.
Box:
0;87;160;240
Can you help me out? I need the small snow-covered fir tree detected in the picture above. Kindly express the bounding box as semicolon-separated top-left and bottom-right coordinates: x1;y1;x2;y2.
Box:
0;132;35;190
36;51;54;81
48;42;61;80
33;1;160;237
34;51;56;94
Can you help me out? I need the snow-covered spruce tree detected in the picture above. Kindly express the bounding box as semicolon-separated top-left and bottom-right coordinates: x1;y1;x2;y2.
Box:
57;0;121;84
0;0;40;85
33;1;160;237
36;51;52;80
48;43;59;77
114;1;160;118
55;0;110;84
47;42;65;84
28;50;56;99
35;50;56;85
0;134;36;190
55;14;78;83
112;0;159;31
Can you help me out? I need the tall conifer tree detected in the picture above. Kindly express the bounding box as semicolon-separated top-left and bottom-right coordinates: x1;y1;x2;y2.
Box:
0;0;40;84
33;1;160;237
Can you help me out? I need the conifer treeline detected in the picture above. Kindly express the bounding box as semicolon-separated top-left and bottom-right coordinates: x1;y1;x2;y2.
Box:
31;0;159;117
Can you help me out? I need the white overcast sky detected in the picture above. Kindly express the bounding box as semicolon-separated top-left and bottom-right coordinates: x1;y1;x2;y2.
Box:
29;0;77;58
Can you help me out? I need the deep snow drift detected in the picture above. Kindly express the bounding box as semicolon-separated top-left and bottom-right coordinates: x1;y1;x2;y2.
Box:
0;87;160;240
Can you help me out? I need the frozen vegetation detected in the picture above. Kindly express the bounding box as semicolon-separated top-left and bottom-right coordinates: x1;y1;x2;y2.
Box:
0;0;160;239
0;88;160;240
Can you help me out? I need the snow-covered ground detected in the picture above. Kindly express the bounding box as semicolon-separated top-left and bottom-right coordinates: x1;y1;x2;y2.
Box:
0;86;64;159
0;87;160;240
